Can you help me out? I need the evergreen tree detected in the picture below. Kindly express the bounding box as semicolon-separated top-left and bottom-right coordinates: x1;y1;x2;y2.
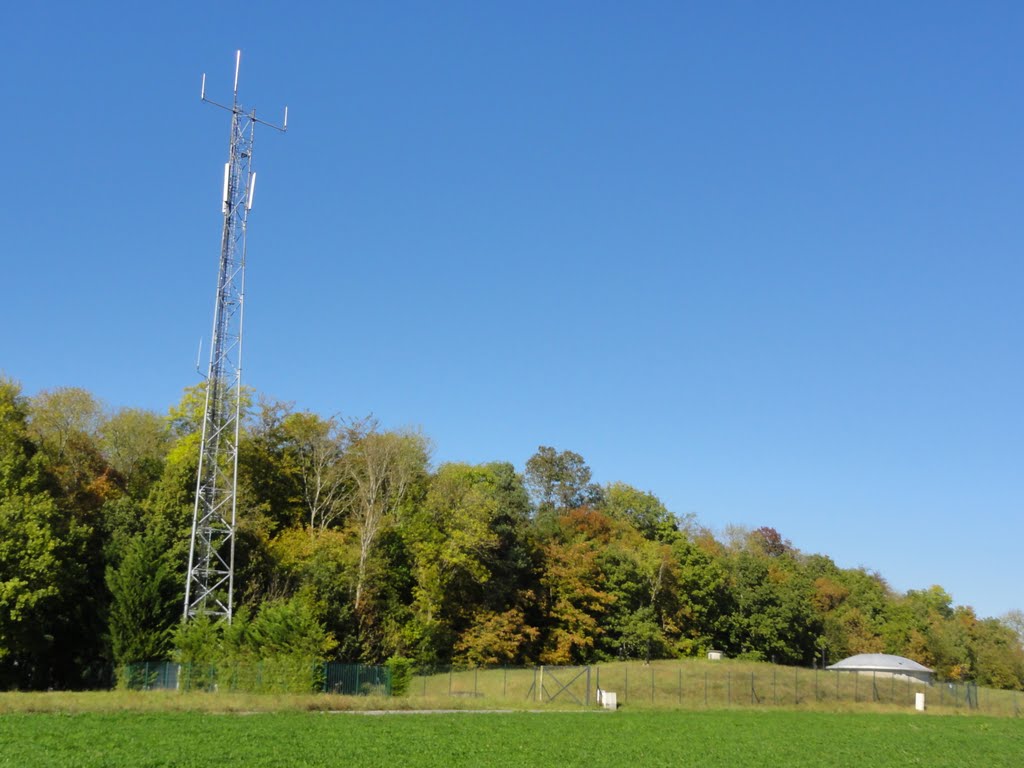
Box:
106;532;179;665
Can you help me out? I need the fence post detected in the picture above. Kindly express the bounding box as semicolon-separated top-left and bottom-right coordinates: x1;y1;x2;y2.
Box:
586;666;591;707
794;667;798;705
814;668;818;701
144;661;150;691
704;671;708;707
751;672;755;705
625;665;629;703
773;668;777;705
504;666;508;699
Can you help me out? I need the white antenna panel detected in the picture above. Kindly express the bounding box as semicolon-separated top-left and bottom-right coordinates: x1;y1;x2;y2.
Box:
221;163;230;213
247;173;256;210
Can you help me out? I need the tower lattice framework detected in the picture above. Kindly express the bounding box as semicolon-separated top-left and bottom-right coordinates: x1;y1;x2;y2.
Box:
184;51;286;621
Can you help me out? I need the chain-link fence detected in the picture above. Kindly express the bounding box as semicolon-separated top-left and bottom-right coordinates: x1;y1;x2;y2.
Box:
116;659;1021;715
323;662;390;695
119;661;390;695
412;665;594;705
406;661;1021;716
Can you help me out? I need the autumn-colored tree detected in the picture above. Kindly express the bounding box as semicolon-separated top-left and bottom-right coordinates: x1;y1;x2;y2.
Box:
455;606;539;666
537;508;616;664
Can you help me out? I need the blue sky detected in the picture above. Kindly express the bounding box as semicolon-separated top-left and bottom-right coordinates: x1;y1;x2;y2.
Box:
2;2;1021;619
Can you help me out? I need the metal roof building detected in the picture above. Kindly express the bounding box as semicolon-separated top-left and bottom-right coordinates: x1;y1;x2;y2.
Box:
826;653;934;684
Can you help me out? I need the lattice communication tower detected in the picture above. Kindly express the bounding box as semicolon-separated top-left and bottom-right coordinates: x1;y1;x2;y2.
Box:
184;51;287;622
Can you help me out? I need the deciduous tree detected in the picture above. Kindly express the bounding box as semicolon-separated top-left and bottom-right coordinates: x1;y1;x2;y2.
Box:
525;446;599;512
343;430;430;622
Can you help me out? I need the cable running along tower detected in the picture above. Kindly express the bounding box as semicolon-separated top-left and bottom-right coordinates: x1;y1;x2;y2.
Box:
184;51;287;622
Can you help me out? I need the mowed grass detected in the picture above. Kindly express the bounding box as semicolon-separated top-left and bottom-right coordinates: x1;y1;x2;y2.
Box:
0;710;1021;768
418;660;1023;717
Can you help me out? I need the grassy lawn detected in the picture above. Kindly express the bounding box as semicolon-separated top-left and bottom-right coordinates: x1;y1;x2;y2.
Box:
0;709;1021;767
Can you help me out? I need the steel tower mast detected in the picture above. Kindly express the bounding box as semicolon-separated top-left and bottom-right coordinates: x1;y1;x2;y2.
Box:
184;50;287;621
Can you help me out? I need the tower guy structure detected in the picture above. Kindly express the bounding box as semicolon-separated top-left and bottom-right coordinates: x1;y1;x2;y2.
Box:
184;51;286;622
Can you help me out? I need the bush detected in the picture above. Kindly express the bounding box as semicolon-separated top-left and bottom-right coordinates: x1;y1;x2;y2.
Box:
170;598;338;694
385;656;415;696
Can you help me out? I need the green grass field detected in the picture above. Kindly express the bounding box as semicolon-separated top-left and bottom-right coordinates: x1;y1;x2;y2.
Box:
0;709;1021;767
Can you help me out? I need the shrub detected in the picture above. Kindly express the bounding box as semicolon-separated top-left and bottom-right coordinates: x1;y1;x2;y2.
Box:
385;656;414;696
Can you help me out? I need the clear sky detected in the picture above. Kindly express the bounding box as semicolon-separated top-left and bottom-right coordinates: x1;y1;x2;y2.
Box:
2;2;1021;619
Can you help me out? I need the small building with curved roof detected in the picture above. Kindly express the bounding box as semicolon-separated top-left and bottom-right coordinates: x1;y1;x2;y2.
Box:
826;653;933;684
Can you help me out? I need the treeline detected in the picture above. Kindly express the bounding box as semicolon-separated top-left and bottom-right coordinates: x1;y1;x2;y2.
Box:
1;377;1023;691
